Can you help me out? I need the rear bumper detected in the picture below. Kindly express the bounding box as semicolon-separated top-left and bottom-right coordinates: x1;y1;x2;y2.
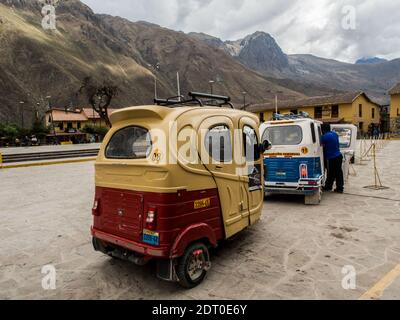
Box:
265;178;322;195
265;187;318;195
91;227;170;259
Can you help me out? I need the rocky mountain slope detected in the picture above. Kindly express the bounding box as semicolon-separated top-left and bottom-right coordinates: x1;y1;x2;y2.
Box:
0;0;303;124
355;57;388;65
191;31;400;105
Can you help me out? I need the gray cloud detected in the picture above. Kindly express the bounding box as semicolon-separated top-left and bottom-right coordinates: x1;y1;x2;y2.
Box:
81;0;400;63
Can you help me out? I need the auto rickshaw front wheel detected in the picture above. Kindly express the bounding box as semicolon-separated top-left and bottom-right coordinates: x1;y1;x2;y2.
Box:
176;242;211;289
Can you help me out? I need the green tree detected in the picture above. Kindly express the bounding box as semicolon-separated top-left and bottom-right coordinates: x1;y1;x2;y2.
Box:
30;116;49;139
0;123;5;137
83;125;109;141
3;124;19;139
82;125;96;135
94;126;109;138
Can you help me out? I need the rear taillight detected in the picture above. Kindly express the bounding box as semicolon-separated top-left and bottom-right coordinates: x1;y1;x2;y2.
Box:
300;164;308;179
145;208;157;230
92;199;100;216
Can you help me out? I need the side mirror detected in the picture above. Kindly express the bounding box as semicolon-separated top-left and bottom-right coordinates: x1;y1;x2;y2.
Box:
260;140;272;153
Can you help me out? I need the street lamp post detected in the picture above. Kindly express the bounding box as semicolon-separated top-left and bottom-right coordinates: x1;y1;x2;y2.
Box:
242;92;247;110
209;80;215;95
46;96;56;136
19;101;25;128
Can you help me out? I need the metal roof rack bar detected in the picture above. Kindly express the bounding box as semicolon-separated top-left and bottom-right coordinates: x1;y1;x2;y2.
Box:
154;92;234;109
188;92;231;102
273;111;311;120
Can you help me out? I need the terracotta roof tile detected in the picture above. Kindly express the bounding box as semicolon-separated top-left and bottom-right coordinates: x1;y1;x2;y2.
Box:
50;109;88;122
82;108;117;119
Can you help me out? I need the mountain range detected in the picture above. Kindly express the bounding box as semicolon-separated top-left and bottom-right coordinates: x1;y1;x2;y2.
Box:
0;0;399;125
189;31;400;105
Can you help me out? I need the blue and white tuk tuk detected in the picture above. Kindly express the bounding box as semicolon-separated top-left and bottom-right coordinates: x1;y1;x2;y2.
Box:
260;114;325;205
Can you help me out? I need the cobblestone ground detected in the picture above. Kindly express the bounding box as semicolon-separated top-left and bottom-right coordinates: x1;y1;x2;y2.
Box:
0;141;399;300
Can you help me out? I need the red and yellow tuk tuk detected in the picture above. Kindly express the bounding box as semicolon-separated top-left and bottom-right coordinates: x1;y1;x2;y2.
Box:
91;93;269;288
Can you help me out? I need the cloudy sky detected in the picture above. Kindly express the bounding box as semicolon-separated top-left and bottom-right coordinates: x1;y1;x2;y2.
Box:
81;0;400;63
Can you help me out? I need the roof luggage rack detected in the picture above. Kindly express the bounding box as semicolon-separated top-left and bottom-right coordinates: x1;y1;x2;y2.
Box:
154;92;234;109
273;111;311;120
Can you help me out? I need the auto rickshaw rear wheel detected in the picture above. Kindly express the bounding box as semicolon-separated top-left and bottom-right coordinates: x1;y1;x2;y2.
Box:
176;242;210;289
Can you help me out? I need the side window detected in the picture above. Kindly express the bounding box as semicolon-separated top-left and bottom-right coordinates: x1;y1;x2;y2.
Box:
310;122;317;144
243;125;260;161
205;125;232;163
318;125;323;145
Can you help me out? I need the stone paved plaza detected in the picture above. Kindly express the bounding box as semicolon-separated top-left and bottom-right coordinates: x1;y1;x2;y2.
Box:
1;141;399;300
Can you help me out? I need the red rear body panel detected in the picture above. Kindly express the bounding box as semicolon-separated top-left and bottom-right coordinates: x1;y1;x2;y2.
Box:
92;187;224;259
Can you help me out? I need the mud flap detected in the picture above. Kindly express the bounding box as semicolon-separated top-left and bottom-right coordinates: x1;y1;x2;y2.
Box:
157;259;178;282
304;188;322;205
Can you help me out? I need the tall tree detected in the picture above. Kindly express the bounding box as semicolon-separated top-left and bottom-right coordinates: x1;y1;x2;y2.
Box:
79;77;118;127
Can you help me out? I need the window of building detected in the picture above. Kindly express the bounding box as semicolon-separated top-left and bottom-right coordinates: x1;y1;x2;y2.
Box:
67;122;73;130
260;113;265;123
359;122;364;131
59;122;64;130
105;126;152;159
397;108;400;116
332;105;339;118
372;108;375;119
205;125;232;163
314;107;323;119
359;104;363;118
290;109;298;115
77;122;81;130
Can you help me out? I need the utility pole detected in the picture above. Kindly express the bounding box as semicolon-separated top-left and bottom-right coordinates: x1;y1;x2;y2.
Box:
154;76;158;100
177;72;181;101
148;63;160;100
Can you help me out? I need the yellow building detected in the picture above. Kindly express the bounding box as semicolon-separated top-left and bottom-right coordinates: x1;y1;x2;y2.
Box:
249;92;381;134
389;83;400;134
45;108;116;143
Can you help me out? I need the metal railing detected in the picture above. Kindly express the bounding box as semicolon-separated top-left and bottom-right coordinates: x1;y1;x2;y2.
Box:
0;149;99;164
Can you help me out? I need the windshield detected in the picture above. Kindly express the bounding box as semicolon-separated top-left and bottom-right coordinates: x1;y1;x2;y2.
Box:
332;128;352;149
105;126;152;159
262;125;303;146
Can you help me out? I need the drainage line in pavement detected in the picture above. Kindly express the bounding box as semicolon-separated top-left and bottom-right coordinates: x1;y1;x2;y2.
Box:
343;192;400;203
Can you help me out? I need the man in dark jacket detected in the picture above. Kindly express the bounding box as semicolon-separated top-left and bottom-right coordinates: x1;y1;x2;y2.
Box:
321;124;344;193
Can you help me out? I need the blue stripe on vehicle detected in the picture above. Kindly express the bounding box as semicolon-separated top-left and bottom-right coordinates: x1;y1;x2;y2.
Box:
264;157;322;183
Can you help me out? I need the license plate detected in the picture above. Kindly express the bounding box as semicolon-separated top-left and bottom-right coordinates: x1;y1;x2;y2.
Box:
143;229;159;246
194;198;211;209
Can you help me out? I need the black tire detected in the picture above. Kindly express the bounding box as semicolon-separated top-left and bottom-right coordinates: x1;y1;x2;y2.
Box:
176;242;210;289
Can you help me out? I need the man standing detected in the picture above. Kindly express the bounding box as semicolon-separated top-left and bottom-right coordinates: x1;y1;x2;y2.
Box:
321;124;344;193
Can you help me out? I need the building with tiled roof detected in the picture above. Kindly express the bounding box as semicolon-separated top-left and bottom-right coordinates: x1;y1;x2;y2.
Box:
45;108;117;143
249;91;381;134
389;82;400;134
